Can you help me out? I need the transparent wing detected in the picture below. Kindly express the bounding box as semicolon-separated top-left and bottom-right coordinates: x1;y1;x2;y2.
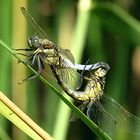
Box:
101;95;140;134
57;68;82;90
87;100;117;135
59;49;75;64
21;7;48;39
88;95;140;135
70;100;117;135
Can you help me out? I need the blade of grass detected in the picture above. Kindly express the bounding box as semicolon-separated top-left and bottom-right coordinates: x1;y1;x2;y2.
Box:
52;1;75;140
53;0;93;138
88;14;106;61
0;91;53;140
11;2;27;139
0;39;112;140
71;0;91;62
0;0;12;132
0;0;12;93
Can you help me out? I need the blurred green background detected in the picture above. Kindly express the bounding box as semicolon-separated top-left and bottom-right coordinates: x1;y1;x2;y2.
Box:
0;0;140;140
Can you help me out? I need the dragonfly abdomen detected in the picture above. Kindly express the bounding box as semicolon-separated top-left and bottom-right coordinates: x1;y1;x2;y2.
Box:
51;64;103;102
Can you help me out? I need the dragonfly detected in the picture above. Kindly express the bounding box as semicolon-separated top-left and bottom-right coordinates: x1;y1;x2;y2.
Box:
50;63;140;135
14;7;109;89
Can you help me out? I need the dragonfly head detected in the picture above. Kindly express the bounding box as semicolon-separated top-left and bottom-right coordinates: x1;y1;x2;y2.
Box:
28;35;41;48
94;67;108;78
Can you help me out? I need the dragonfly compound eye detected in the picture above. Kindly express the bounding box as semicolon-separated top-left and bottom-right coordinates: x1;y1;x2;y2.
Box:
28;35;40;48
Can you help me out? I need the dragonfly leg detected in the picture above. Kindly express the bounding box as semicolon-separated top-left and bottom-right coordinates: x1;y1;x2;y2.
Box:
12;48;36;51
18;59;32;64
37;57;44;74
18;57;44;84
14;52;34;64
75;60;91;90
17;54;34;64
80;59;90;75
14;52;28;56
31;53;37;65
86;101;94;118
18;73;39;84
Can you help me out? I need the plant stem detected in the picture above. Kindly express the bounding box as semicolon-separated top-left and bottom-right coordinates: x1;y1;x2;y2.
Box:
0;91;53;140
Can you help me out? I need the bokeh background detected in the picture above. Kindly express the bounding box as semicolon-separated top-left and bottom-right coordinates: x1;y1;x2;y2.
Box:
0;0;140;140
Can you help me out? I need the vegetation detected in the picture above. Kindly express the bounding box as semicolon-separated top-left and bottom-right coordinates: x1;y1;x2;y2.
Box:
0;0;140;140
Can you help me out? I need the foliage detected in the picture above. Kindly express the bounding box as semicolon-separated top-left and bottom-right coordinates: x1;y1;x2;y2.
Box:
0;0;140;140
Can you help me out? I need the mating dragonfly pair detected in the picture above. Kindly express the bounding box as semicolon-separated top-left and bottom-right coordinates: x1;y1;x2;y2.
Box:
15;7;140;135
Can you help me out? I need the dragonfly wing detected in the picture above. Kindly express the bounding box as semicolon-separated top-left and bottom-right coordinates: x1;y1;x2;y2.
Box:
21;7;48;39
57;68;82;90
59;49;75;64
86;100;117;135
99;95;140;134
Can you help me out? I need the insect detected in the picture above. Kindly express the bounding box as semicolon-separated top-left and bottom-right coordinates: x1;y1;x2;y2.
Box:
14;7;109;89
50;63;140;135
